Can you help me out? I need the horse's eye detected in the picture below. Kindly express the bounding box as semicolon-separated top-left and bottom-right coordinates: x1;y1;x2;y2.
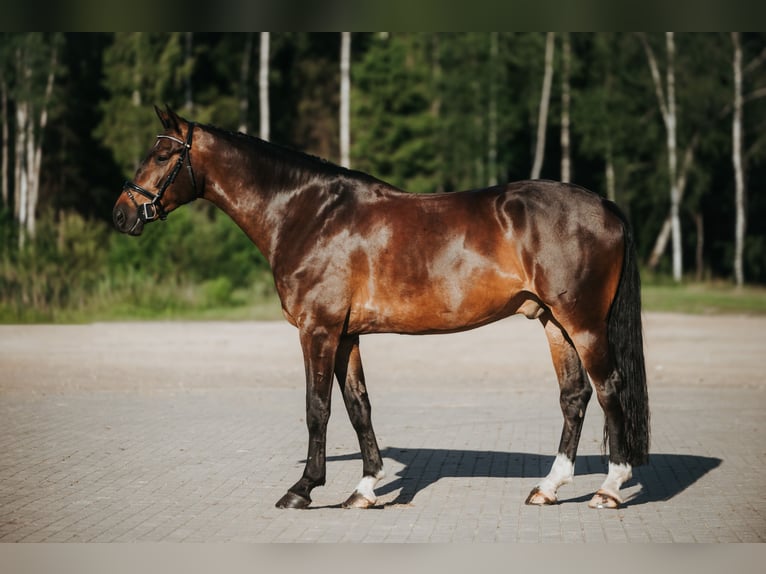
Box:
156;155;169;163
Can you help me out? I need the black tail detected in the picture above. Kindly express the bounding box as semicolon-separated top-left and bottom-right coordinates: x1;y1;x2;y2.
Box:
606;210;650;466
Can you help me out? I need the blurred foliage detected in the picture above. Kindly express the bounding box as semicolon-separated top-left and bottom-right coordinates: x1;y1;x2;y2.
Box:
0;205;276;322
0;33;765;323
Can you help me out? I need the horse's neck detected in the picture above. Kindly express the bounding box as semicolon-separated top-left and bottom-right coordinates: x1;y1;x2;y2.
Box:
200;131;329;265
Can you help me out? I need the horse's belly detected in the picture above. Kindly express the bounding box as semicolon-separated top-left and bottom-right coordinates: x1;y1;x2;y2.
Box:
349;274;524;335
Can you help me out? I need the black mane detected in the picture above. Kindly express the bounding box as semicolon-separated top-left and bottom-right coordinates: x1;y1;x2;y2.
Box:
202;123;389;191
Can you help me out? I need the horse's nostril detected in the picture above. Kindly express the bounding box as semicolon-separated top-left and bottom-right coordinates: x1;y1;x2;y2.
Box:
113;206;127;229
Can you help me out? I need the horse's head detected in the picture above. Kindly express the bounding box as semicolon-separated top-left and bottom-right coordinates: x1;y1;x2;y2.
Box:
113;105;200;235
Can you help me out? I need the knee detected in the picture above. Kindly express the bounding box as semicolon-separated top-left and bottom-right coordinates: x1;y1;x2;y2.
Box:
306;403;331;434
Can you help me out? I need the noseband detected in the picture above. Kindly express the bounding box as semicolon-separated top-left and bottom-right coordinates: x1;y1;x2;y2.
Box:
122;122;198;225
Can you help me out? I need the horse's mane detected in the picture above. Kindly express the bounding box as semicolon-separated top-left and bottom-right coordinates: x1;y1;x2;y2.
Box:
201;123;389;191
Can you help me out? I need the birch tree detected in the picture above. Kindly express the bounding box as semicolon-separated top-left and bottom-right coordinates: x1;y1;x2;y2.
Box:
13;34;59;246
643;35;765;278
560;33;571;183
730;35;766;285
531;32;555;180
732;33;745;287
340;32;351;168
1;63;8;210
259;32;270;141
641;32;683;282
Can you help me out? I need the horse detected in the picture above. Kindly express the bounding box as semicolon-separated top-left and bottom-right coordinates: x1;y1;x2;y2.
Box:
113;106;649;510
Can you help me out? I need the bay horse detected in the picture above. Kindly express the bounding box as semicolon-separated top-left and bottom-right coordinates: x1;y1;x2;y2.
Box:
113;106;649;510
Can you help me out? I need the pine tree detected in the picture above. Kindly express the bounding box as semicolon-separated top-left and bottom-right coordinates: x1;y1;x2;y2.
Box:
96;33;188;177
352;33;439;193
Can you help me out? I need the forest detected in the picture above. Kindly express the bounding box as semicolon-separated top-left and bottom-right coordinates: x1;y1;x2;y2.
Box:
1;32;765;322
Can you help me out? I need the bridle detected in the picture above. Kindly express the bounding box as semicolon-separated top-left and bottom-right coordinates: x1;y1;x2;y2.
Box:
122;122;198;227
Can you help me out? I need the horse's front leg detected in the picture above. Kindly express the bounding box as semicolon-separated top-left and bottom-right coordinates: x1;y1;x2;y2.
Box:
335;335;385;509
275;327;339;509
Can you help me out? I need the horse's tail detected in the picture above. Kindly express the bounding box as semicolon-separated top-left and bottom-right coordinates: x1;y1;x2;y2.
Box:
605;204;650;466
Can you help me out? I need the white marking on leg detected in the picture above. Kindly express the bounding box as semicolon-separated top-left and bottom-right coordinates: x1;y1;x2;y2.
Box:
535;453;574;500
597;462;632;501
353;468;386;503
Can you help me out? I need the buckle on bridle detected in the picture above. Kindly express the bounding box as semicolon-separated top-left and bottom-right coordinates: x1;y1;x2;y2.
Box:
138;201;165;222
123;183;163;222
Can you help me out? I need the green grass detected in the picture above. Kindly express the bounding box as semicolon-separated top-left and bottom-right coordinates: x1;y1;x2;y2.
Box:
68;293;285;323
0;283;285;324
3;275;766;324
641;281;766;315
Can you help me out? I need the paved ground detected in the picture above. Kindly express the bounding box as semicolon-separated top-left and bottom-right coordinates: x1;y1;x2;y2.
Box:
0;312;764;542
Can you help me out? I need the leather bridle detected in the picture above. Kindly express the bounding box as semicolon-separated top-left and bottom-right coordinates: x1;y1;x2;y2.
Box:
121;122;198;228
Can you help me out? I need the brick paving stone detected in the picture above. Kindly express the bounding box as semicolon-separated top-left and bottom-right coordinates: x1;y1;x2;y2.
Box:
1;315;765;542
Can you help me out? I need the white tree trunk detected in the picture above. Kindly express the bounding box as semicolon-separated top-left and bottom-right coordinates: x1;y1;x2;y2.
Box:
14;43;29;248
531;32;555;180
666;32;682;282
488;32;498;186
15;100;28;248
24;41;57;241
641;32;682;281
1;79;8;209
340;32;351;169
647;135;698;269
259;32;270;142
560;33;571;183
239;33;253;134
605;143;616;202
25;119;38;238
732;32;746;287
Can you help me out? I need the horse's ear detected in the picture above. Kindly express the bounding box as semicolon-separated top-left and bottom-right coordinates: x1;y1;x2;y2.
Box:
155;104;183;134
164;104;183;134
155;105;170;129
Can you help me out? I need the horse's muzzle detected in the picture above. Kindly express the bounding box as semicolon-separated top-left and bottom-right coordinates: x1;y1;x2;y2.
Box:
113;204;144;236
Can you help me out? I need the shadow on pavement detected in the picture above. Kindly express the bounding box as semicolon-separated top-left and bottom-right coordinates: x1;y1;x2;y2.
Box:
325;448;722;507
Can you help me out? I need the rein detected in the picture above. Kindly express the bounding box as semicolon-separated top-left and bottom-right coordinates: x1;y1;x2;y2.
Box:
122;122;198;226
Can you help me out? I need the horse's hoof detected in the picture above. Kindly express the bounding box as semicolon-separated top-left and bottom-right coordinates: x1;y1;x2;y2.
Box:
525;487;557;506
275;491;311;509
342;491;376;509
588;490;621;509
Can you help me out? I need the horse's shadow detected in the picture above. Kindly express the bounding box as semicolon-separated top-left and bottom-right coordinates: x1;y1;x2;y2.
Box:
325;447;722;507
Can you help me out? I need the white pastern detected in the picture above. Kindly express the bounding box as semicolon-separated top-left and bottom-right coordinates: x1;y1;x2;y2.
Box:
598;462;632;500
536;453;574;499
353;468;386;503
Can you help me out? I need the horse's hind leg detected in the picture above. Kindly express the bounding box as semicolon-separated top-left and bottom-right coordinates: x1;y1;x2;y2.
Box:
335;335;385;508
572;326;633;509
526;315;592;505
